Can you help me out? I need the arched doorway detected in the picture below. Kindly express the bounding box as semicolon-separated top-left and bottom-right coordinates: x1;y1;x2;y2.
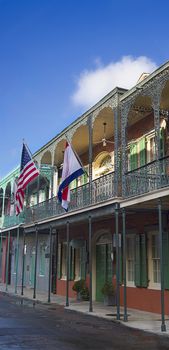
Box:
96;233;115;301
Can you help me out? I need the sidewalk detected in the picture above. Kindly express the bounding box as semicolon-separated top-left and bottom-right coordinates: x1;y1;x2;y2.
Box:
1;283;169;337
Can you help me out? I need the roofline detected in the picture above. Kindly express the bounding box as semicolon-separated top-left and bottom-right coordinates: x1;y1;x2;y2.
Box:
33;87;127;157
120;60;169;103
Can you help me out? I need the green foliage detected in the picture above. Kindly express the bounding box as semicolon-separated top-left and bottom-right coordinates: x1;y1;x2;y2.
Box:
80;286;89;301
72;279;89;301
101;281;115;297
72;279;85;293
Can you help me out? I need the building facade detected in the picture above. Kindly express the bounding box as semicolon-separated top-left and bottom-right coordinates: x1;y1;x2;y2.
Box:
1;61;169;327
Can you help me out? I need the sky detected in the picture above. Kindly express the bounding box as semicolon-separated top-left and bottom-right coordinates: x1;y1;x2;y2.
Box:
0;0;169;178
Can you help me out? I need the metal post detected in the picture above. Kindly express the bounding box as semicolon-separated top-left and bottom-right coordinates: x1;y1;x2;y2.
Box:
37;176;40;205
15;227;20;294
89;215;93;312
5;231;10;292
48;225;52;303
66;221;70;307
158;200;166;332
114;105;119;197
0;233;3;280
115;203;120;320
88;115;93;205
33;225;38;299
21;229;25;296
54;230;59;295
122;208;127;321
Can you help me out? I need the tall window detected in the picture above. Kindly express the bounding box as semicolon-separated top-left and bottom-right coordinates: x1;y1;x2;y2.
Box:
152;234;160;284
126;236;135;283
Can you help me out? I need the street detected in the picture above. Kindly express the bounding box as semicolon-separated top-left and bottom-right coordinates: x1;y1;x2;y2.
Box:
0;293;168;350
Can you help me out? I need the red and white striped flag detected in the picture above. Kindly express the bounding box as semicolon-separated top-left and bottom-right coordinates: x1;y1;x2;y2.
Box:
15;143;39;215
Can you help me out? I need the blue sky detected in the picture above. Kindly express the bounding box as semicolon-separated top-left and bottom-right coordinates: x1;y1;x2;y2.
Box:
0;0;169;178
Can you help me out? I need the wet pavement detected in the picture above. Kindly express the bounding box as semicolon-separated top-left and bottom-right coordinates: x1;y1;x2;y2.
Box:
0;293;168;349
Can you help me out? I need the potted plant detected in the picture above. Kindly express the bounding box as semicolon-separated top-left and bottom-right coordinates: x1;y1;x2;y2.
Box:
72;279;85;301
80;286;89;301
101;281;116;306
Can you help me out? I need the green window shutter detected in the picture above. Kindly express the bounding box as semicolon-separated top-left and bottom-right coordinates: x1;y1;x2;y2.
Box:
130;143;138;170
135;235;141;287
57;243;62;279
80;241;87;280
119;244;123;285
69;246;75;280
160;128;165;158
162;232;169;289
82;172;88;185
139;138;146;167
70;179;77;189
140;234;148;287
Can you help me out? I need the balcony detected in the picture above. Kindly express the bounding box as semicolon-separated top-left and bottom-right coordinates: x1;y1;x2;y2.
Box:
125;156;169;197
25;171;116;225
2;212;25;229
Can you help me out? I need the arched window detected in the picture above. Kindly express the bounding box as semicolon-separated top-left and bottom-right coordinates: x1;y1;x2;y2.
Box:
100;155;112;168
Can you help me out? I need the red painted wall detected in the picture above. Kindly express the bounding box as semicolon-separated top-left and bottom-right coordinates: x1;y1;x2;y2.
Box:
120;286;169;314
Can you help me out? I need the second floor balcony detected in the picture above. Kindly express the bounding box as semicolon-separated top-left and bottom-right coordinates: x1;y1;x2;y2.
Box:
125;156;169;198
25;171;116;225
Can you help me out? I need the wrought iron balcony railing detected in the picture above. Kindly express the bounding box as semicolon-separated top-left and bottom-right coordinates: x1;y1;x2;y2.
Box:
2;212;25;229
125;156;169;197
25;171;115;224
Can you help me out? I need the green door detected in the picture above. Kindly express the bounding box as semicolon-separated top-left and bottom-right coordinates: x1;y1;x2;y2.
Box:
96;244;112;301
30;248;35;286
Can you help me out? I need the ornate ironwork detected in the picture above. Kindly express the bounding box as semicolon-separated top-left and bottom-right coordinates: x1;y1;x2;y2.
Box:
125;156;169;197
24;171;115;225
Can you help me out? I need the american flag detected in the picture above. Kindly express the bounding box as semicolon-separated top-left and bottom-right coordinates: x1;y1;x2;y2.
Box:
15;143;39;215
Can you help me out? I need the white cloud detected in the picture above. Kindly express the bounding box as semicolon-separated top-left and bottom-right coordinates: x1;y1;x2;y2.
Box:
71;56;157;109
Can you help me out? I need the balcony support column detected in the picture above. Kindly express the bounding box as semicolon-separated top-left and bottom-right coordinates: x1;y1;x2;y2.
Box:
122;208;127;322
0;233;2;280
21;229;25;296
48;225;52;303
121;103;131;197
15;226;20;294
115;203;120;320
66;221;70;307
89;215;93;312
2;190;5;218
5;230;10;292
158;199;166;332
87;115;93;205
33;225;38;299
114;105;119;197
152;92;161;162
